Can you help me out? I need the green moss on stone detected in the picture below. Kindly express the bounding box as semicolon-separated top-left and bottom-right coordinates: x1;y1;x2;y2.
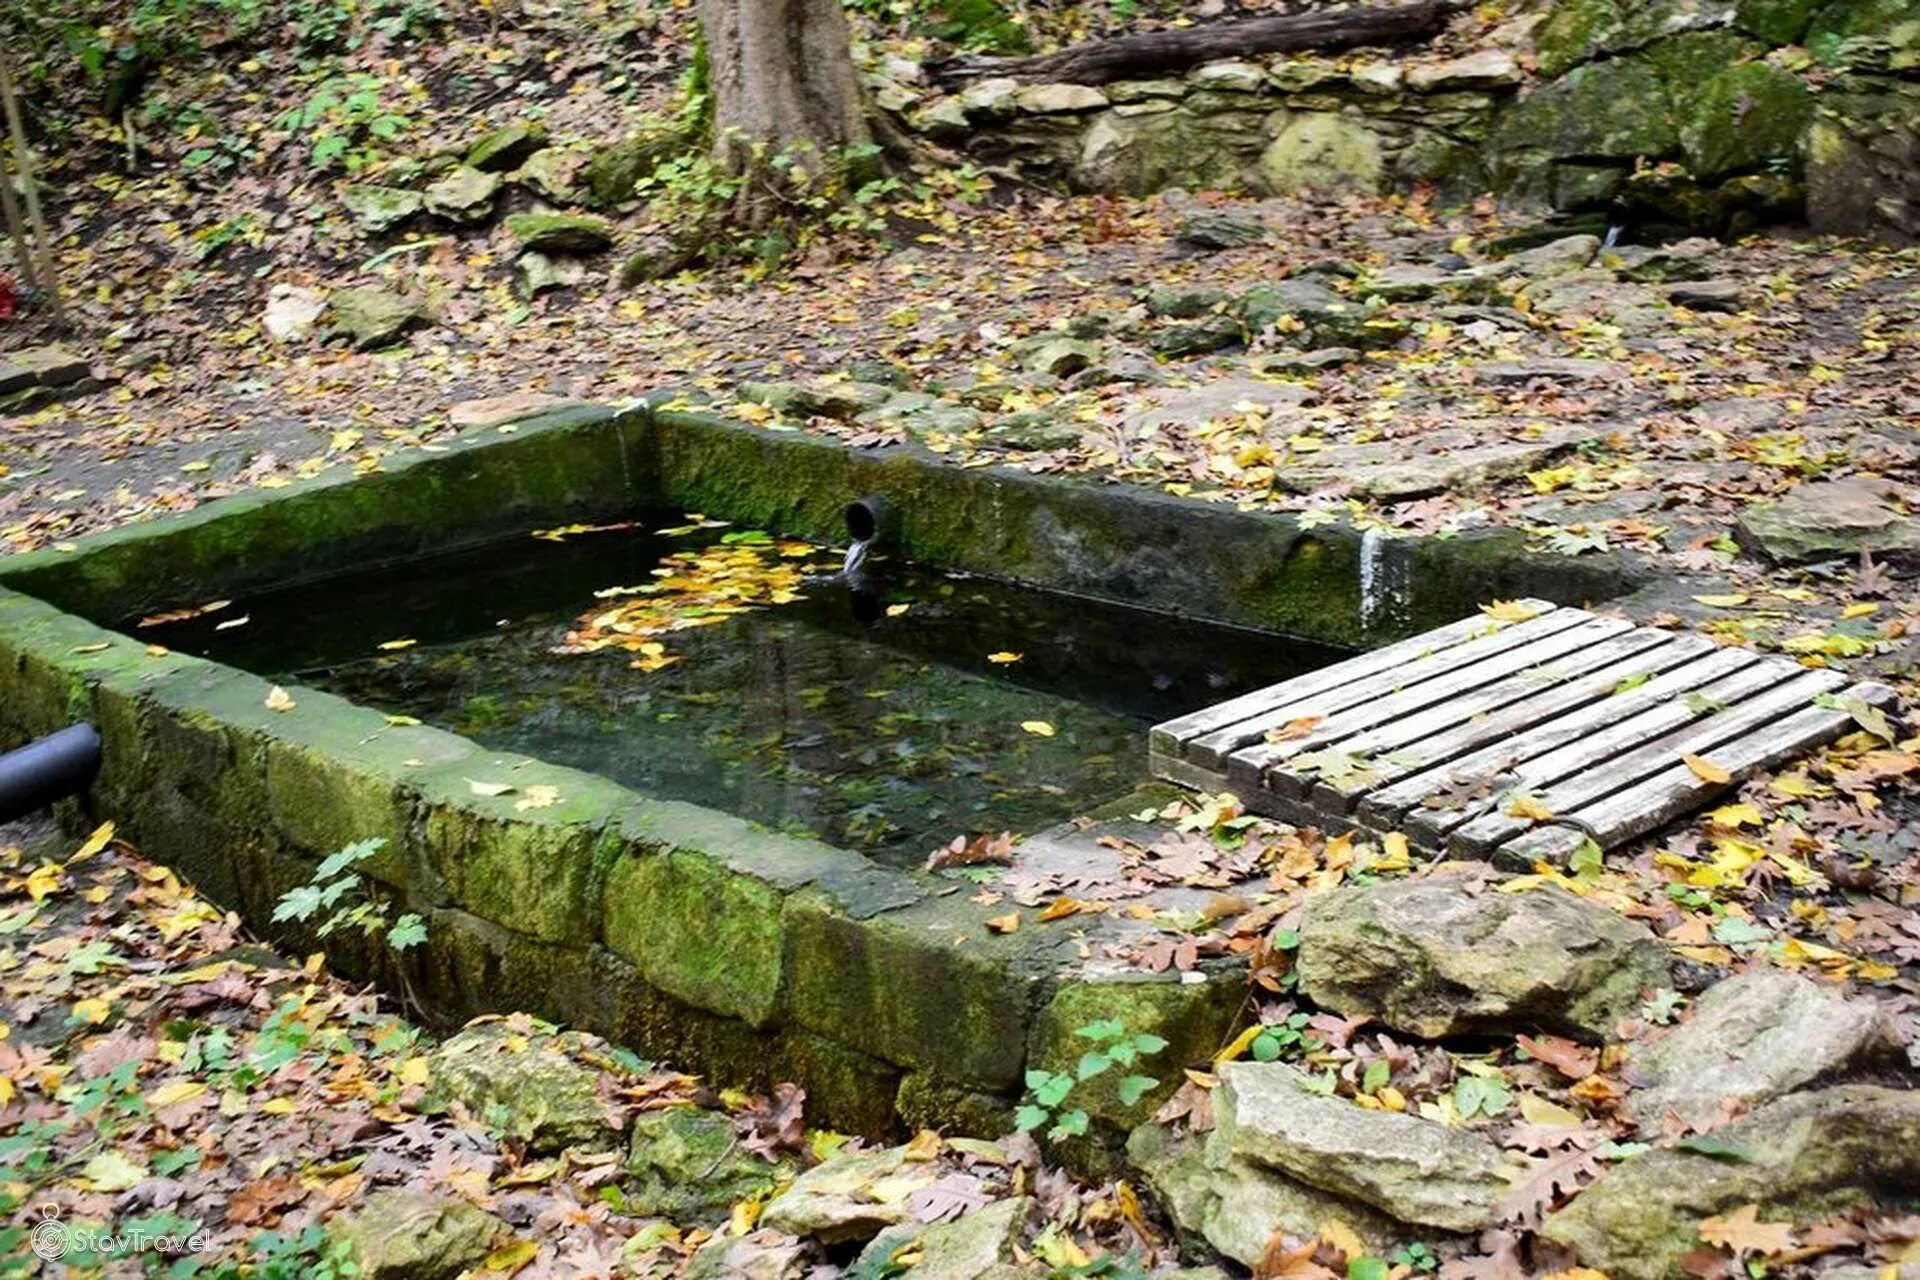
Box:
1494;58;1678;162
1679;62;1813;177
1027;976;1241;1126
414;759;630;946
1736;0;1821;41
602;847;786;1027
783;891;1041;1091
1532;0;1621;78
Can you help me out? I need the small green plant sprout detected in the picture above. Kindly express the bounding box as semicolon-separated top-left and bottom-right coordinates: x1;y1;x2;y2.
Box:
1247;1009;1316;1061
273;837;425;952
1015;1019;1167;1142
1391;1240;1440;1272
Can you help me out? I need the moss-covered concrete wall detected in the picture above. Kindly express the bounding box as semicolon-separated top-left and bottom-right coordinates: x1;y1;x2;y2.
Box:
0;400;1642;1136
882;0;1918;241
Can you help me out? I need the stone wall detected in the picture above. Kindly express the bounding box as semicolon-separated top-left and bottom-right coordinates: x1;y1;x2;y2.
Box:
884;0;1919;242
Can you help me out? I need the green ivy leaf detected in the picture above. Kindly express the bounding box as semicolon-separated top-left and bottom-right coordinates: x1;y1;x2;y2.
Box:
1047;1109;1089;1141
1013;1104;1050;1132
1116;1074;1158;1106
386;914;427;951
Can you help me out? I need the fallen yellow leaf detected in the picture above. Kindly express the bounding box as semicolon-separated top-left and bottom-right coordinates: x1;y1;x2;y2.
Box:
1021;720;1056;737
264;685;297;712
1682;753;1732;784
987;651;1023;664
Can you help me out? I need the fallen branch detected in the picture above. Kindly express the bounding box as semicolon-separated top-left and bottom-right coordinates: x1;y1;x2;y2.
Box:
928;1;1445;87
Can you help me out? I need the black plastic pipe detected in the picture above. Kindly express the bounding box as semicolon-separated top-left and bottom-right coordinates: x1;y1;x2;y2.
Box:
0;724;102;823
843;494;896;548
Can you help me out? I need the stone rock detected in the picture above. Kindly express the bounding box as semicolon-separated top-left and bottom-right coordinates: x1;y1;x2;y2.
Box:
959;77;1021;120
329;287;428;349
263;284;329;343
466;123;546;172
683;1229;808;1280
1624;969;1893;1131
341;185;424;234
1499;234;1599;280
1605;238;1718;281
447;393;578;428
1014;336;1102;377
1122;378;1316;434
759;1143;936;1243
332;1190;502;1280
1127;1122;1404;1267
1295;876;1671;1041
626;1106;787;1221
1275;426;1588;500
1349;62;1404;94
582;129;685;207
1013;83;1108;113
517;250;586;295
1493;60;1678;162
740;377;895;420
981;412;1082;452
1258;114;1385;196
1145;284;1227;318
1107;79;1187;103
1236;280;1405;348
1407;49;1522;92
1663;278;1745;311
516;147;583;202
617;234;691;286
1472;356;1627;384
853;1196;1029;1279
1542;1086;1920;1280
1188;60;1266;93
0;345;89;396
1149;315;1243;357
1523;271;1670;336
423;165;502;222
914;95;972;136
1736;474;1920;565
504;212;614;254
426;1021;623;1153
1678;62;1812;180
1216;1061;1520;1232
1250;347;1360;374
1357;263;1458;302
1174;208;1266;251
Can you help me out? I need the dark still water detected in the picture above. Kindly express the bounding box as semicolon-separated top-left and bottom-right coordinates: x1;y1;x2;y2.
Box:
134;519;1339;864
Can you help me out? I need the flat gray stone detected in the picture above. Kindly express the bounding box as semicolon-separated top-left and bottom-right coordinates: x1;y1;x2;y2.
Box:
1175;209;1266;252
1216;1061;1521;1232
740;378;895;420
759;1144;935;1243
853;1196;1029;1279
1472;357;1628;385
1250;347;1360;374
1406;49;1521;92
1013;83;1108;113
1665;279;1745;311
0;346;88;396
1735;475;1920;566
341;185;424;234
1624;969;1893;1131
1295;874;1671;1041
1122;378;1316;433
329;287;428;349
684;1230;808;1280
1015;336;1102;378
1541;1086;1920;1280
1499;234;1600;280
332;1190;502;1280
427;1021;623;1153
423;165;502;222
1275;425;1584;499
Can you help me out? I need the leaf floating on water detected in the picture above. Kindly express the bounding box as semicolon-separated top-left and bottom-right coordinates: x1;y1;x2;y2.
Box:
1021;720;1056;737
987;651;1023;664
885;603;911;617
264;686;297;712
377;638;418;651
214;615;251;631
138;599;231;627
467;779;516;797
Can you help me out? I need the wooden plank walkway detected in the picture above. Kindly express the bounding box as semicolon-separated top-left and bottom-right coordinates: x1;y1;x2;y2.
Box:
1150;601;1897;866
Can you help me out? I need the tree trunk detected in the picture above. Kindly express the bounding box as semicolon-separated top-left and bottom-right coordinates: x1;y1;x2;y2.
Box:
697;0;871;226
929;1;1445;87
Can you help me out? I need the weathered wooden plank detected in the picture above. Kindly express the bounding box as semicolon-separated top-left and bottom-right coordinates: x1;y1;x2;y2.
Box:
1358;644;1758;832
1298;628;1701;814
1147;599;1559;757
1231;615;1637;804
1185;607;1595;772
1444;665;1850;856
1496;680;1900;860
